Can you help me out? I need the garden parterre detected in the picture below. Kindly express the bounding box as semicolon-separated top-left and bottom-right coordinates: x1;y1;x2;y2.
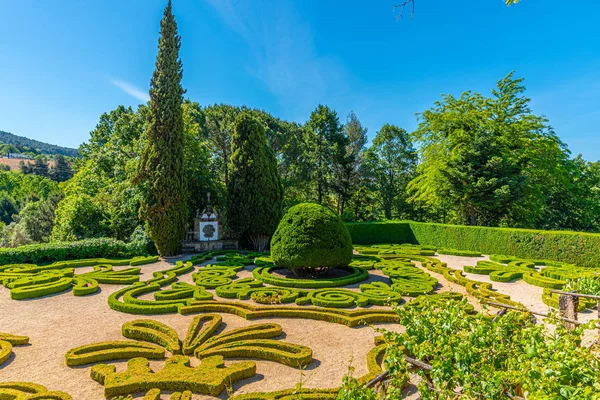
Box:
2;245;600;398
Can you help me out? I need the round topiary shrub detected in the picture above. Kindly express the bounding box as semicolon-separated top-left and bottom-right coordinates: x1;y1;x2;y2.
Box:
271;203;353;275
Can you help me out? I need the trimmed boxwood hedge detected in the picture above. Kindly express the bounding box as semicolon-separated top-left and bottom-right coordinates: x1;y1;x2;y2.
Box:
252;265;369;289
64;340;166;366
179;300;400;326
0;238;144;266
347;221;600;268
0;382;72;400
122;320;181;354
91;355;256;397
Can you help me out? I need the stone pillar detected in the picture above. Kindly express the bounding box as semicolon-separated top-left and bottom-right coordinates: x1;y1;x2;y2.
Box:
558;293;578;330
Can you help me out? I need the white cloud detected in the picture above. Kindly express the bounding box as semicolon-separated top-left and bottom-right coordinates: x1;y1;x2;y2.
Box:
205;0;351;120
108;77;150;103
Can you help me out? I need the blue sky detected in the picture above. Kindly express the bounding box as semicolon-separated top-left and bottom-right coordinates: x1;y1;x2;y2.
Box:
0;0;599;160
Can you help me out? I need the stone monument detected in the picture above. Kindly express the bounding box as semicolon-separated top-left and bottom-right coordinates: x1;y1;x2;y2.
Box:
185;192;238;252
197;192;220;241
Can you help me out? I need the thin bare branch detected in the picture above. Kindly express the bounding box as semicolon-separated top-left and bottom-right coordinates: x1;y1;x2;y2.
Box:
393;0;415;19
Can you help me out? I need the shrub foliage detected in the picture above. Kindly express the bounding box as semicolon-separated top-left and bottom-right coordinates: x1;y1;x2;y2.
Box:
271;203;353;272
227;112;283;251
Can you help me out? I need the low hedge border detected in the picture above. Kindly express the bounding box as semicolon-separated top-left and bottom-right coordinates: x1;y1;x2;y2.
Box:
192;267;238;288
0;382;72;400
541;288;596;311
414;254;523;308
0;332;29;367
107;262;213;315
130;256;160;266
64;340;165;367
404;292;475;314
196;339;313;368
91;355;256;398
169;391;193;400
179;301;400;327
122;320;181;354
436;248;482;257
10;276;73;300
295;289;369;308
182;314;223;355
70;314;312;397
252;265;369;289
228;340;391;400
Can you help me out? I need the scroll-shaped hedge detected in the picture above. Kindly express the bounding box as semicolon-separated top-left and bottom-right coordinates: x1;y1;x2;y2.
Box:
64;340;165;366
122;320;181;354
0;382;72;400
0;332;29;366
190;317;312;368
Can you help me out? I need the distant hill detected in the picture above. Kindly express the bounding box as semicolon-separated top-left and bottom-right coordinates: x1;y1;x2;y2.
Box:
0;130;79;158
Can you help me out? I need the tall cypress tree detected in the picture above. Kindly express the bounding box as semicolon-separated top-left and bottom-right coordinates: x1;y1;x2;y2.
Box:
227;112;283;251
135;0;186;256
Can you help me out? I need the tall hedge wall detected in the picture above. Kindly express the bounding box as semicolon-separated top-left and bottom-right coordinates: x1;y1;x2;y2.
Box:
345;221;413;245
346;221;600;268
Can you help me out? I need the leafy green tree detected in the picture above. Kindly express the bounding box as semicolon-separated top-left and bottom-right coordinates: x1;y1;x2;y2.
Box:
0;221;32;248
364;124;417;220
203;103;239;187
66;105;145;241
409;72;562;226
535;156;600;232
0;194;17;225
0;170;59;226
331;112;368;217
135;0;187;256
227;112;283;251
305;105;345;204
18;192;62;242
51;194;107;241
183;100;223;224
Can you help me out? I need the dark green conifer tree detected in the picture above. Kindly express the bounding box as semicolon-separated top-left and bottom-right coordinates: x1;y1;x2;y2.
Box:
135;0;186;256
227;112;283;251
32;157;49;177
